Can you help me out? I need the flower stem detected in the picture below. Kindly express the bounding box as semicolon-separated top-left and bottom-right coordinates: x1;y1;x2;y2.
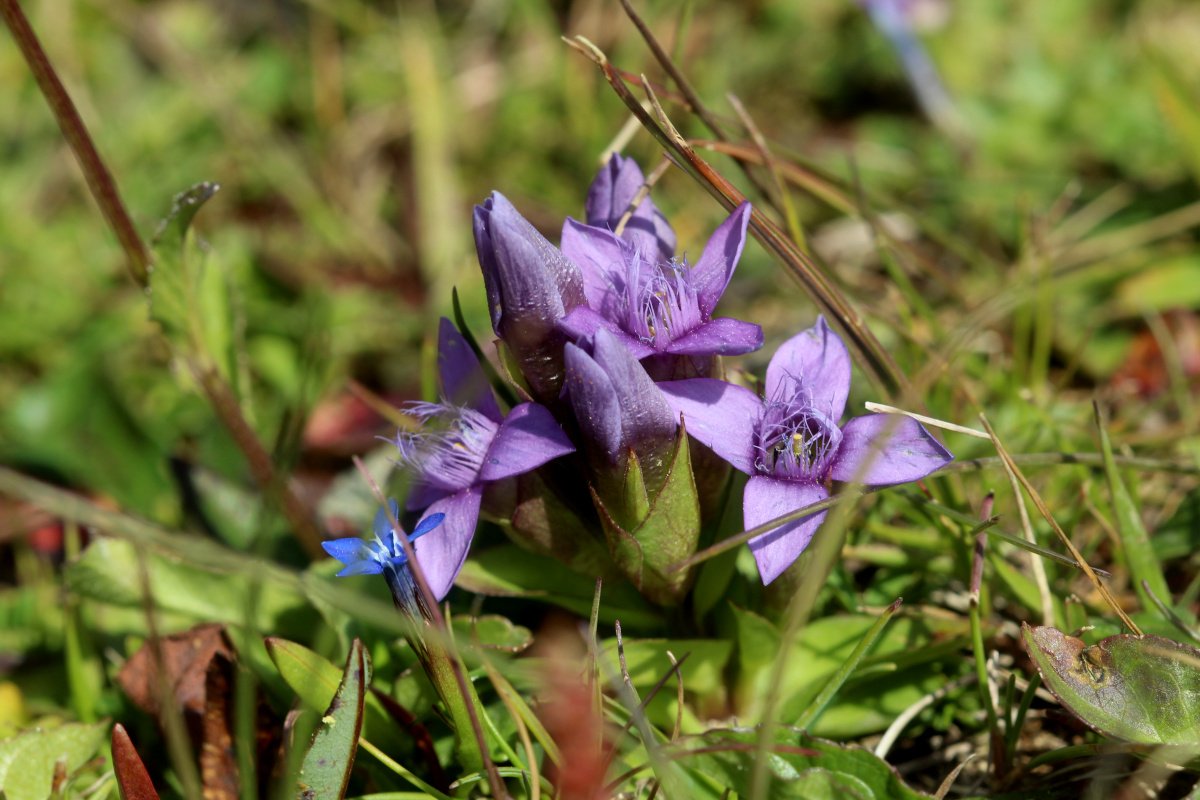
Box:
421;632;488;774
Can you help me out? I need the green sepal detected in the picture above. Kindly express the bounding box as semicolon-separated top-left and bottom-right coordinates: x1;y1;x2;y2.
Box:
497;468;616;576
592;420;701;606
619;448;652;530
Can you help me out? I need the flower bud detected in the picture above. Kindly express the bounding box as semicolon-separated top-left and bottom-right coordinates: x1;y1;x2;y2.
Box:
473;192;586;402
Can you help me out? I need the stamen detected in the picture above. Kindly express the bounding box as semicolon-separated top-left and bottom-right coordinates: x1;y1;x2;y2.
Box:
620;250;704;348
394;402;498;491
754;376;842;482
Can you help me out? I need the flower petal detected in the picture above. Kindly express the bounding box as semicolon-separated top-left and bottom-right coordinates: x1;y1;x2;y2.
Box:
663;317;764;357
412;486;483;601
336;560;385;577
765;316;852;420
590;329;678;455
372;499;403;539
479;402;575;482
409;511;446;540
474;194;585;402
405;480;449;512
690;202;751;319
322;537;373;565
558;306;656;359
657;378;761;475
437;317;501;422
564;341;624;462
584;154;676;262
473;193;585;334
744;475;829;585
560;218;629;315
829;414;953;485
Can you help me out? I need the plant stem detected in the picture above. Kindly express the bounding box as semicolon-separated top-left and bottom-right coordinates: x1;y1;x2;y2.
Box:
0;0;151;286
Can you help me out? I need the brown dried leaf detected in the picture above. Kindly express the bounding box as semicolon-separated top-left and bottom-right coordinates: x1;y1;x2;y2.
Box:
117;624;231;716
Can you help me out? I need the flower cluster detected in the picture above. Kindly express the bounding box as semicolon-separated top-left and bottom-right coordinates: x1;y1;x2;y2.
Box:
322;154;953;604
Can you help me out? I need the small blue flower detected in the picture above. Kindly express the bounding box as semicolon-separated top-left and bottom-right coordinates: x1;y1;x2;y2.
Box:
322;500;445;578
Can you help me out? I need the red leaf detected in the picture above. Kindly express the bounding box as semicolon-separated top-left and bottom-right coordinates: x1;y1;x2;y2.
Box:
111;724;160;800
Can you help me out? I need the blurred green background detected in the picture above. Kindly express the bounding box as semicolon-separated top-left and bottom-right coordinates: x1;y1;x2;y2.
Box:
4;0;1200;792
4;0;1199;529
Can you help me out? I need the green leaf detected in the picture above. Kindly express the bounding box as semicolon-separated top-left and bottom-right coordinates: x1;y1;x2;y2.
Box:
266;637;426;764
598;638;732;695
679;727;932;799
1023;623;1200;744
66;538;311;637
297;639;368;799
731;607;970;737
1114;256;1200;314
148;182;220;339
1094;405;1170;610
1145;45;1200;186
1151;487;1200;563
619;450;652;530
0;722;107;800
267;637;371;713
794;599;902;730
454;545;662;630
592;423;701;605
501;468;615;576
450;614;533;655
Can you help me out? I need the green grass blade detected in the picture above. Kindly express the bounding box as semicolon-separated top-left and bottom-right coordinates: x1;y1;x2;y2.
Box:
793;598;903;731
1093;402;1170;609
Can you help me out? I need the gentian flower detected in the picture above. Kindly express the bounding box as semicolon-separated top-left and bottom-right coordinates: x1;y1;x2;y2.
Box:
583;154;676;264
659;317;953;584
473;192;586;401
322;500;444;577
322;500;444;610
564;328;701;603
563;328;679;497
392;318;576;599
557;199;762;362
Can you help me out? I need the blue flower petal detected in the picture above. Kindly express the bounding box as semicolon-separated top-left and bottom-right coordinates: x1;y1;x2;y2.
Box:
322;537;372;565
336;560;385;577
372;499;402;539
410;512;446;541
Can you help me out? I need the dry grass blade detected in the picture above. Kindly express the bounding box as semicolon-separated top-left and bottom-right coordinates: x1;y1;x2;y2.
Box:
615;0;781;208
477;650;541;800
563;35;907;397
934;753;977;800
607;621;688;798
979;414;1141;635
727;93;806;250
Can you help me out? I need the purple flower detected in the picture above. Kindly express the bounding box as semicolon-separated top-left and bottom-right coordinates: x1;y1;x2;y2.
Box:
584;154;676;264
563;328;679;494
659;317;953;584
393;318;576;599
473;192;587;400
557;198;762;362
